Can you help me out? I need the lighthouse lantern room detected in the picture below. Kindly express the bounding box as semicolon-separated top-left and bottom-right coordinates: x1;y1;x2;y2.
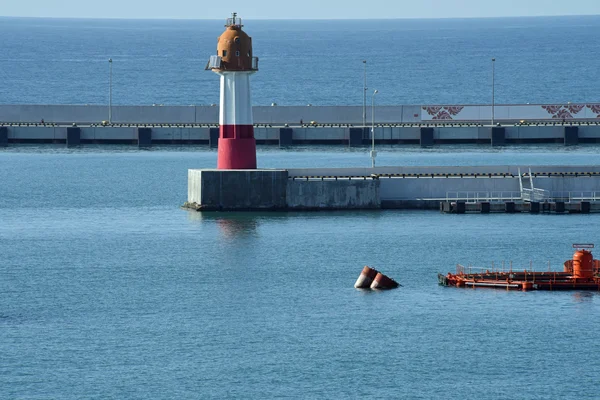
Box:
206;12;259;169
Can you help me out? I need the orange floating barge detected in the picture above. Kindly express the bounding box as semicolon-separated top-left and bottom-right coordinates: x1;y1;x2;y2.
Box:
439;244;600;291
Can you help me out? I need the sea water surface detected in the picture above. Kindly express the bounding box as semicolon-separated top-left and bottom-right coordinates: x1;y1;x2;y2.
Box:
1;16;600;106
1;146;600;399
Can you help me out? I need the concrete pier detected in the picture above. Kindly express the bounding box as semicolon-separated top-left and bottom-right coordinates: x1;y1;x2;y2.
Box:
185;165;600;212
185;169;381;211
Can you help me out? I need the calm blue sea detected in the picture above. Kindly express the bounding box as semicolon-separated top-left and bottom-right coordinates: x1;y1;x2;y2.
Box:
2;15;600;399
1;146;600;399
1;16;600;106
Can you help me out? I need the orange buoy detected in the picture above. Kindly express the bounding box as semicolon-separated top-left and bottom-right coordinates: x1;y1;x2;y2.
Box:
354;266;379;288
370;272;399;290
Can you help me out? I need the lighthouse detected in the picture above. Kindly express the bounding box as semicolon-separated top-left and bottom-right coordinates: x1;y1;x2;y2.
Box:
206;13;259;169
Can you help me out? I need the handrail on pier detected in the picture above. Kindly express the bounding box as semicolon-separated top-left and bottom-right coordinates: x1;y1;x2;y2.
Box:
446;190;600;203
445;191;522;203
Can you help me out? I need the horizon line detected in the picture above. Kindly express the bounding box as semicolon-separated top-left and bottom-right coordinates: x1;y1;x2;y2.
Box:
1;14;599;21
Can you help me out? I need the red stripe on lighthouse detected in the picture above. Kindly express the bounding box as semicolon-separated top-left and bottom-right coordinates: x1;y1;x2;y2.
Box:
220;124;255;139
218;124;256;169
217;138;257;169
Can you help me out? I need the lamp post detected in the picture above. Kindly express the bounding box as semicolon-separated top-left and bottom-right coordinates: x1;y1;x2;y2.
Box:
491;57;495;126
108;58;113;124
371;89;378;168
362;60;367;128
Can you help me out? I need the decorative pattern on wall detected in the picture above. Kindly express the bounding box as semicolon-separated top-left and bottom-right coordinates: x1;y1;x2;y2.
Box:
422;106;465;120
421;104;600;121
587;104;600;117
542;104;587;119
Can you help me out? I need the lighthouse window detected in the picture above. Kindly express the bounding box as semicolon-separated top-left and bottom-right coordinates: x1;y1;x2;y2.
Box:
235;51;240;56
222;50;227;57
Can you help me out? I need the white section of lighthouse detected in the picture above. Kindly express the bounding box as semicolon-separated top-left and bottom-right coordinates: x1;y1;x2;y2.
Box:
206;13;258;169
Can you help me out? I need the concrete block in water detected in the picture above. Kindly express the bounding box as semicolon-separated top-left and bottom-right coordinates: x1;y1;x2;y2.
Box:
187;169;288;211
354;266;379;289
530;202;540;213
137;127;152;147
491;127;505;146
555;201;565;213
564;126;579;146
455;201;466;214
505;201;516;213
420;127;434;147
348;127;364;147
0;126;7;147
279;128;293;147
480;202;490;213
66;127;80;146
209;127;219;148
581;201;591;214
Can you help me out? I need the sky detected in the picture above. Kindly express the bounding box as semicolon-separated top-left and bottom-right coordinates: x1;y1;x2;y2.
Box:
1;0;600;19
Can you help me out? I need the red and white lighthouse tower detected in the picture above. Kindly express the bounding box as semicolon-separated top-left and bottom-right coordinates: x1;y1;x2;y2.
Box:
206;13;259;169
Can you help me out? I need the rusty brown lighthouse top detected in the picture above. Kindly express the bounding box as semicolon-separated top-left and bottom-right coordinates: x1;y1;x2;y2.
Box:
206;12;259;72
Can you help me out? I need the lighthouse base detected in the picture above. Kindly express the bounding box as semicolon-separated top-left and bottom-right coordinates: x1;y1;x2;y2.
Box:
217;138;257;169
185;168;381;212
186;169;288;211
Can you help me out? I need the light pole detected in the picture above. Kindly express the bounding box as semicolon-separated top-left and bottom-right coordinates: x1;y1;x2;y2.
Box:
108;58;113;124
362;60;367;128
371;89;378;168
491;57;495;126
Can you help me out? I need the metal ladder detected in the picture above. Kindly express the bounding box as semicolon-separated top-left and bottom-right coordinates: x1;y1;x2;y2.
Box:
519;167;549;202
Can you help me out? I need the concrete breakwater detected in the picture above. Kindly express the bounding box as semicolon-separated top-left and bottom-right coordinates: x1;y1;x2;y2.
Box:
2;124;599;147
3;103;600;146
185;166;600;211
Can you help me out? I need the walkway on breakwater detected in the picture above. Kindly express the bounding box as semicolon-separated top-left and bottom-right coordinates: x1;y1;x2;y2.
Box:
2;104;600;125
